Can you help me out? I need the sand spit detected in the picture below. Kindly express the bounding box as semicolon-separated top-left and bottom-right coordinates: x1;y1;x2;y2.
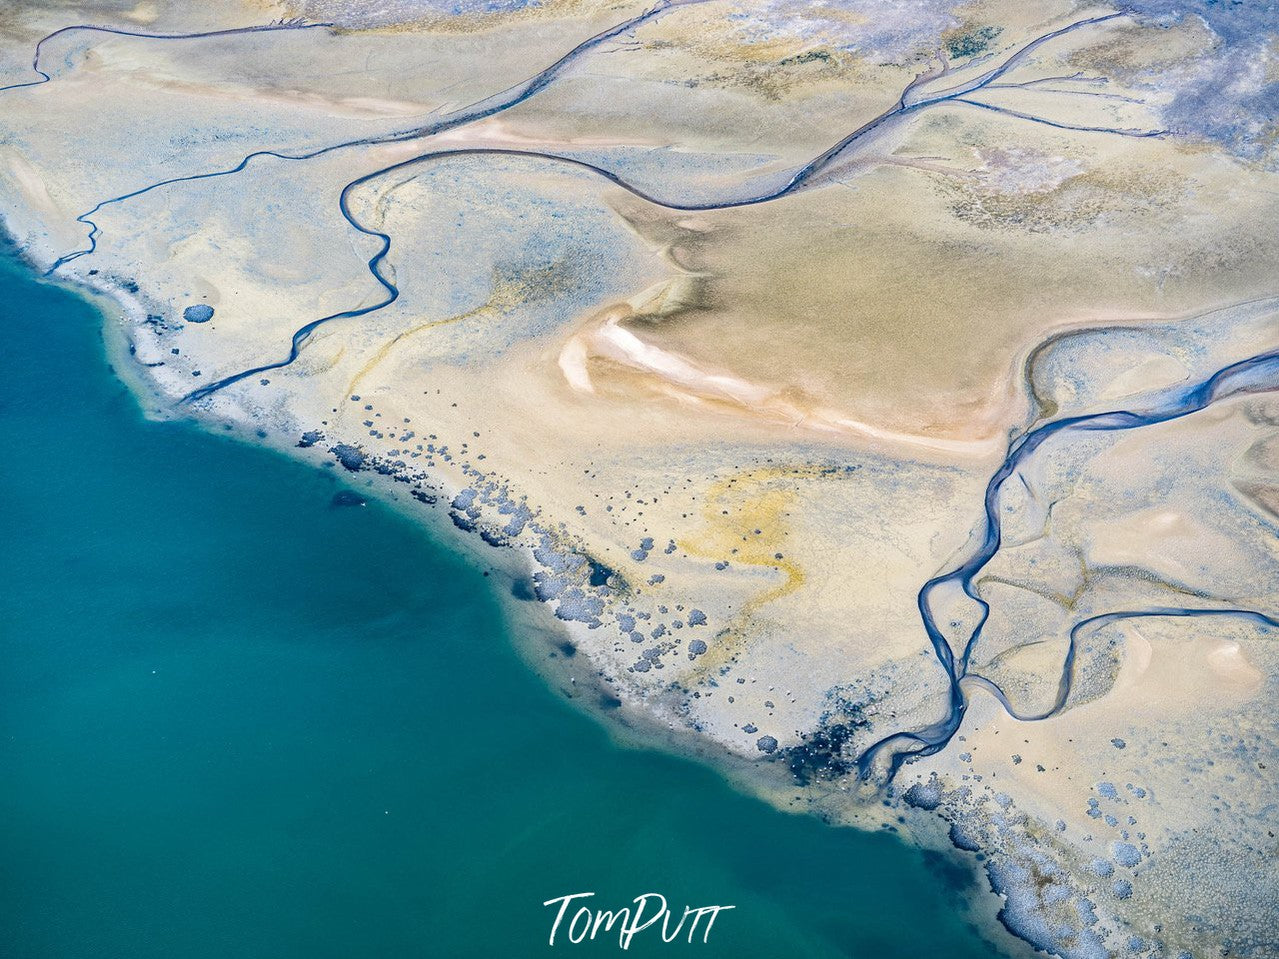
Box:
3;0;1278;955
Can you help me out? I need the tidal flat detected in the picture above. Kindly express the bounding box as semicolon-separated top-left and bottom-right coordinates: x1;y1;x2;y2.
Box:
2;1;1277;956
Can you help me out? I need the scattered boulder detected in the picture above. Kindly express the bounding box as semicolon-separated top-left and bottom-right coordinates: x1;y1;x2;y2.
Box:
331;444;366;471
903;778;943;811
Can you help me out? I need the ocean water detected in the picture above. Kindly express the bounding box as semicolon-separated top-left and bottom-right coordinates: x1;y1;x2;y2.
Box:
0;245;1010;958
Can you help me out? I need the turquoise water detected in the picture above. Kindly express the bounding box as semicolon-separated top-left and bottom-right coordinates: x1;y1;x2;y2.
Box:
0;246;1009;959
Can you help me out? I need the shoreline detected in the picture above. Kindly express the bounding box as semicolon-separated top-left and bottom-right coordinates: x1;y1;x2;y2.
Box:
1;227;1034;958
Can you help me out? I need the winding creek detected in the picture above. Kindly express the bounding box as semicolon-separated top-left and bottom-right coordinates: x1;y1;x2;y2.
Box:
35;0;708;274
153;13;1160;404
860;342;1279;776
